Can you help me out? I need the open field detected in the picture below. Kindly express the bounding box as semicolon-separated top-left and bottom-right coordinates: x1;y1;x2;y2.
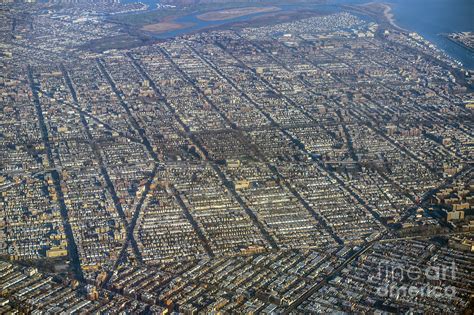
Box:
141;21;194;33
196;6;280;21
107;2;276;26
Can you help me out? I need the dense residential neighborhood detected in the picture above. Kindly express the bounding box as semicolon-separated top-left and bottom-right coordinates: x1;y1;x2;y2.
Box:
0;0;473;313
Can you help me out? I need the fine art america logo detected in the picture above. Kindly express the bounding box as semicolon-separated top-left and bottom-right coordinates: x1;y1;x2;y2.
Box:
376;261;457;299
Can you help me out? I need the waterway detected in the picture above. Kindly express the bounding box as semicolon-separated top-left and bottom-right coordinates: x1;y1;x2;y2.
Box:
120;0;474;68
376;0;473;69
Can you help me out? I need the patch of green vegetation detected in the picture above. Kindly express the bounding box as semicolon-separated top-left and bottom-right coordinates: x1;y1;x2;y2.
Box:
108;8;179;26
107;1;275;26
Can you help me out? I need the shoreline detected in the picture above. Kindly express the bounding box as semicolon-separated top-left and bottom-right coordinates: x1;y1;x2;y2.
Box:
380;3;406;32
381;4;395;27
